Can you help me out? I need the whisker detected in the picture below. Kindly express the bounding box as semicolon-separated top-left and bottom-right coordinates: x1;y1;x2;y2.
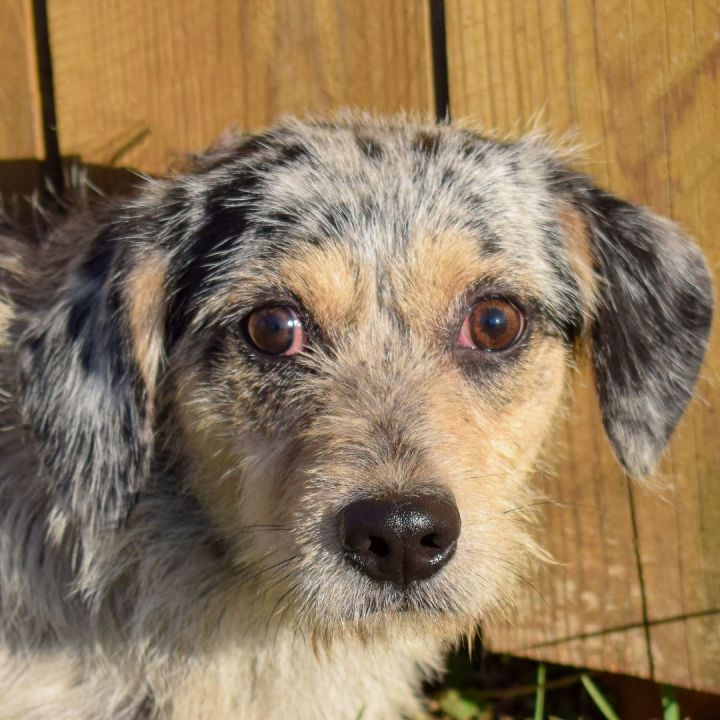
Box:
486;555;551;609
502;499;599;514
233;524;290;531
265;584;297;642
242;553;297;584
229;547;280;578
513;575;551;609
274;590;297;645
259;567;297;598
293;586;319;628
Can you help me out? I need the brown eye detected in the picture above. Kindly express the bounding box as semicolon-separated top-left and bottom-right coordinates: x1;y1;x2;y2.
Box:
245;306;305;356
458;298;525;351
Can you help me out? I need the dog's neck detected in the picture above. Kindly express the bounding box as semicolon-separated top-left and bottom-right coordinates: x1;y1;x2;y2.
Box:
0;389;445;720
152;614;443;720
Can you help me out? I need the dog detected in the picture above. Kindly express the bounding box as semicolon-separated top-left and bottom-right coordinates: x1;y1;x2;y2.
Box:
0;114;713;719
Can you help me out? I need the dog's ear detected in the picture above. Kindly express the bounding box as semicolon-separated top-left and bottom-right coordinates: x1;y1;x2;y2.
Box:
18;217;167;531
561;177;714;477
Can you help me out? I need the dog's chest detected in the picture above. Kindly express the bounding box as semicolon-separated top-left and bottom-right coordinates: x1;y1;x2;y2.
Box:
163;627;442;720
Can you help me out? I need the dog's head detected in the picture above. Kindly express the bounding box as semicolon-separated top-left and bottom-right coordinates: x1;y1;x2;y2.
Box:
17;116;713;636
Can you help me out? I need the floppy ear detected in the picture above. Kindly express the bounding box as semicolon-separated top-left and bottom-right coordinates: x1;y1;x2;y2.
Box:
567;182;713;477
17;220;166;532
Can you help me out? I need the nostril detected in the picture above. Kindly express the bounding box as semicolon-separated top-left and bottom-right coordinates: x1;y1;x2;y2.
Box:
420;533;441;549
351;537;371;553
368;536;389;557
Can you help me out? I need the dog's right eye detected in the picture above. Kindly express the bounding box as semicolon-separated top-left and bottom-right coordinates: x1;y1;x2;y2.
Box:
244;306;305;356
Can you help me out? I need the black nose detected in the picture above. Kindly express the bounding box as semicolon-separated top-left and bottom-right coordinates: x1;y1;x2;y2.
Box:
338;495;461;588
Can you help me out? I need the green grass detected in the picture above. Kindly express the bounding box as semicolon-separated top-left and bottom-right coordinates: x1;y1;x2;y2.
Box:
534;663;547;720
421;646;692;720
661;685;681;720
580;673;621;720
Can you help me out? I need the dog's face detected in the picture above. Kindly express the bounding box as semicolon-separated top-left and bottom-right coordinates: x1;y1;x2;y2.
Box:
17;117;713;639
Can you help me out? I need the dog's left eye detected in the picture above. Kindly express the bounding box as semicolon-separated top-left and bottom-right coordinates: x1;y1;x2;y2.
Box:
457;298;525;351
244;306;305;356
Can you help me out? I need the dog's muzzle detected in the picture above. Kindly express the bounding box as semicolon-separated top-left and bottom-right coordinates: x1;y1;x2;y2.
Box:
338;495;461;588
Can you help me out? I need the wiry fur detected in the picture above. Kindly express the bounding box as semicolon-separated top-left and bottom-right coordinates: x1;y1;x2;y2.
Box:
0;114;713;719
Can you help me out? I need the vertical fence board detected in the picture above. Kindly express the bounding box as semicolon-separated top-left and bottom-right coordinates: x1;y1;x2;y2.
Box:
446;0;720;693
0;0;44;202
46;0;434;174
0;0;43;160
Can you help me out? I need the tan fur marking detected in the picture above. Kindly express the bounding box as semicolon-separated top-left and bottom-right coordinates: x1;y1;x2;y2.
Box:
126;253;168;394
423;340;568;497
280;242;371;330
0;301;13;349
396;232;537;338
559;205;598;311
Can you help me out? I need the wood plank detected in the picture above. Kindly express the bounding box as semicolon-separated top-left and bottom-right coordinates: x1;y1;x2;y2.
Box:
629;0;720;691
447;0;720;693
0;0;44;208
47;0;434;174
0;0;43;161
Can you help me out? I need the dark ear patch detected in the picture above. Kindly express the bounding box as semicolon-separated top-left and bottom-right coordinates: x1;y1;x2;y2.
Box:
413;131;441;156
355;134;384;160
18;226;155;532
580;187;713;476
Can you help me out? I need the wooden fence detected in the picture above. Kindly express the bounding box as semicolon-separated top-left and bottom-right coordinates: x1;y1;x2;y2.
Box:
2;0;719;695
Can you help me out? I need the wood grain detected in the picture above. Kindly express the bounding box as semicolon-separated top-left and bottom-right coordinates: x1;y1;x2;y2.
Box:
0;0;43;160
47;0;435;174
0;0;44;212
447;0;720;692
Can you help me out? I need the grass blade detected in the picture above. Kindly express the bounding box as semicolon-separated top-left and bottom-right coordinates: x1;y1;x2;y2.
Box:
533;662;547;720
580;673;621;720
661;685;680;720
436;688;483;720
